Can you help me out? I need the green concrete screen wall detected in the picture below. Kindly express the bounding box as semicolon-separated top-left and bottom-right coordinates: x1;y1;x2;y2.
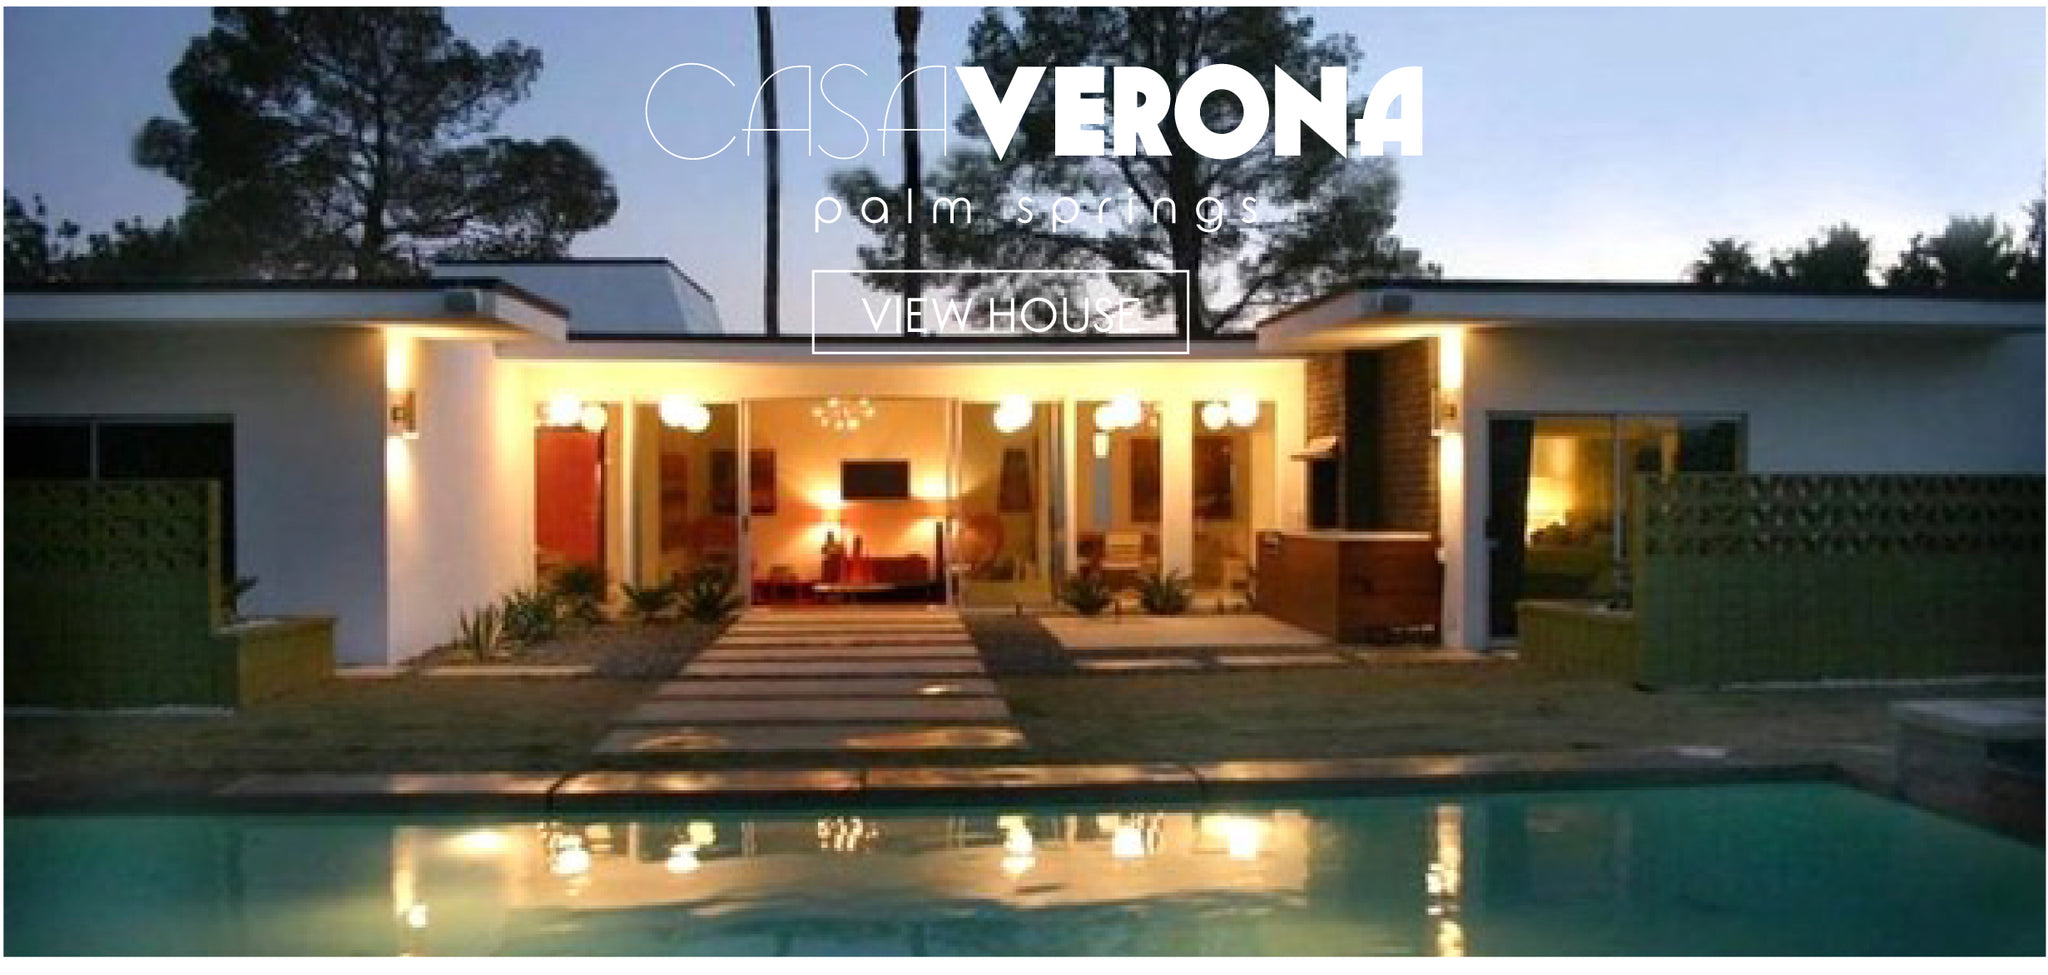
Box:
1631;473;2044;686
4;480;332;708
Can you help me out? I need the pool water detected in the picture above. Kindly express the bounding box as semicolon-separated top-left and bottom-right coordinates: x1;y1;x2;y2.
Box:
5;782;2040;955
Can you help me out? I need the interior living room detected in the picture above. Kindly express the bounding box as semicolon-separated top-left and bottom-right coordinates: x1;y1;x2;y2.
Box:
519;351;1304;614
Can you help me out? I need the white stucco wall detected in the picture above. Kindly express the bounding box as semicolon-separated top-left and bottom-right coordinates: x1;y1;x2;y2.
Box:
383;335;535;661
1447;327;2046;649
4;327;390;662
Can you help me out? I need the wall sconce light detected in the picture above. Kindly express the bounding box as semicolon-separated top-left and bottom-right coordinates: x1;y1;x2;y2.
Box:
1200;400;1230;431
387;389;419;440
579;404;610;433
659;394;710;432
1433;387;1461;437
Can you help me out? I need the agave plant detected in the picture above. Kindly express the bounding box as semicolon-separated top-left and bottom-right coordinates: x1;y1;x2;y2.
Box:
549;562;609;625
621;580;679;623
1058;572;1115;617
678;566;743;624
1138;568;1192;615
454;604;506;661
500;586;561;647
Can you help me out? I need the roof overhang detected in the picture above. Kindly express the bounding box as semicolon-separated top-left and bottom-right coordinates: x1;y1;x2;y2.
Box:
3;279;568;342
495;336;1282;363
1257;282;2045;352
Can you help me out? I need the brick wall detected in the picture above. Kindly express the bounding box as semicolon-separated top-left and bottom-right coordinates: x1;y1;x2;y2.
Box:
1305;353;1344;440
1376;339;1439;533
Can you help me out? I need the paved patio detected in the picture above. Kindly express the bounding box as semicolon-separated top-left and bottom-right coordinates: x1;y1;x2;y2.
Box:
1041;613;1331;650
593;609;1025;760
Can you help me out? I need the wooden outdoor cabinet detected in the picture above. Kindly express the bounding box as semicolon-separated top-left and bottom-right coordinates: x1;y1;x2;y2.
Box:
1255;530;1441;644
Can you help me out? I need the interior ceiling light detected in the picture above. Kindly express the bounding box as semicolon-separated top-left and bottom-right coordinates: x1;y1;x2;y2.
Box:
813;396;875;432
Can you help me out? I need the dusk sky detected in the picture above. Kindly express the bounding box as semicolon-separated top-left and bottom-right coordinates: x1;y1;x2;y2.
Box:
5;5;2042;332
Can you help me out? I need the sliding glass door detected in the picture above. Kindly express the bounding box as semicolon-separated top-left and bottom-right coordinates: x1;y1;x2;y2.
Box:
1486;413;1745;639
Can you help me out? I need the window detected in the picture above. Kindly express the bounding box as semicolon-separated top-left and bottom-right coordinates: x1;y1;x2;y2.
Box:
1487;413;1743;638
5;417;237;578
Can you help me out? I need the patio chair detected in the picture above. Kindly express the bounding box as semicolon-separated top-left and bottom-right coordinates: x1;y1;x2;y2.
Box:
1100;531;1146;589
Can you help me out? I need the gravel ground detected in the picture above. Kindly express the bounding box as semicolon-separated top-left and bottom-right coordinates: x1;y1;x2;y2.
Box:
410;619;725;679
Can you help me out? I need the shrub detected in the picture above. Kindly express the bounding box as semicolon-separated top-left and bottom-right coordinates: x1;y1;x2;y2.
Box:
454;604;506;661
678;566;742;624
621;580;679;623
501;586;561;646
550;563;609;624
1138;569;1192;615
1059;572;1115;617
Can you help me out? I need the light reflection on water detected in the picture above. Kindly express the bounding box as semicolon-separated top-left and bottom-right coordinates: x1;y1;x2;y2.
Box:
5;783;2042;955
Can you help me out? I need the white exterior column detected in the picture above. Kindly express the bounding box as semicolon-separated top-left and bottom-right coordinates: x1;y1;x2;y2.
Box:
1160;395;1194;576
1060;397;1079;577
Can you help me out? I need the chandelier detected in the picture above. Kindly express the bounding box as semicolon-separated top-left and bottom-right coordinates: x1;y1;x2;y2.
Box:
812;396;876;432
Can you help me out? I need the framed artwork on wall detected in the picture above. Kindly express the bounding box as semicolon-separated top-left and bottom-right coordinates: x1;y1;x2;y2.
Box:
1194;435;1235;519
712;448;777;515
1131;436;1161;523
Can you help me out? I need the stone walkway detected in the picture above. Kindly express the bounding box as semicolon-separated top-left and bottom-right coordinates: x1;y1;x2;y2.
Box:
593;608;1025;760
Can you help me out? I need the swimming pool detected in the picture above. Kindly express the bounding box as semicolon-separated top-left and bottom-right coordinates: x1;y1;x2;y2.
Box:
5;782;2040;955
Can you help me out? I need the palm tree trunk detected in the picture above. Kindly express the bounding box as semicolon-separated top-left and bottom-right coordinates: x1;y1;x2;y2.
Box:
756;7;781;336
895;7;922;319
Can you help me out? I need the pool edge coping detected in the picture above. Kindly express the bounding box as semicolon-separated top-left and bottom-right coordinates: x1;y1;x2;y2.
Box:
4;745;1869;816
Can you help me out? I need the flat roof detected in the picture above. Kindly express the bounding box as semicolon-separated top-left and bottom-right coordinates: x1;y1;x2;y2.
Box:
3;278;569;341
1258;279;2045;351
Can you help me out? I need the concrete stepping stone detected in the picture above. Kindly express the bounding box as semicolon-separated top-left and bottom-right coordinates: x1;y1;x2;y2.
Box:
620;696;1011;725
594;723;1025;754
1215;652;1349;668
695;644;978;661
716;634;971;647
1073;657;1204;672
684;659;986;678
655;677;999;698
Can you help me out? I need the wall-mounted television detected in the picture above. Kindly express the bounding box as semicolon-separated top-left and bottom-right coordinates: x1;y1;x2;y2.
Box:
841;460;911;501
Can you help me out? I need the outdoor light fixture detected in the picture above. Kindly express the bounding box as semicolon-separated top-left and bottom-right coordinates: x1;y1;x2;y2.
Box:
665;842;701;875
547;834;591;876
992;394;1032;434
1227;393;1260;428
542;393;583;428
579;404;609;434
659;394;711;432
1432;387;1460;437
387;388;419;440
813;396;875;432
1111;823;1146;859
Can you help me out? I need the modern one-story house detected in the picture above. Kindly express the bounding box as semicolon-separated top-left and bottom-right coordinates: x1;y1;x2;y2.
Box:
6;259;2041;668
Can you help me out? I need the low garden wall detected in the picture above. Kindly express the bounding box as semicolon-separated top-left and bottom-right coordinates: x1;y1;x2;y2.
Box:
1520;474;2043;688
5;480;332;708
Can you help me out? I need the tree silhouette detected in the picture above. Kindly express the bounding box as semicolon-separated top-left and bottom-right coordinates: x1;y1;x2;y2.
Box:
1885;215;2021;293
832;6;1432;336
1768;223;1874;291
1689;238;1767;286
894;6;925;318
134;7;615;278
756;7;782;335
